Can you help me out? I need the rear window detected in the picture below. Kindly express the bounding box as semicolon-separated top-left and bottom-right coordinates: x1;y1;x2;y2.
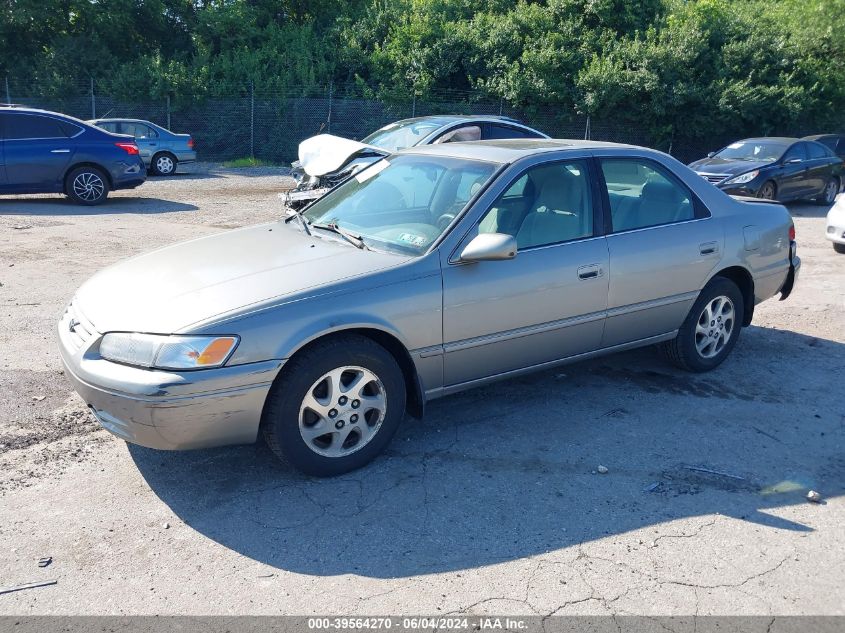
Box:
2;113;70;139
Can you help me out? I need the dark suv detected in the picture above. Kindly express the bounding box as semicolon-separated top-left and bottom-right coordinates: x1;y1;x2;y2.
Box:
0;105;146;205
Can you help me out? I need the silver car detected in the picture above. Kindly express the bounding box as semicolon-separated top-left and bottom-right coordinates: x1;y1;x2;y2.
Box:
87;118;196;175
58;140;800;476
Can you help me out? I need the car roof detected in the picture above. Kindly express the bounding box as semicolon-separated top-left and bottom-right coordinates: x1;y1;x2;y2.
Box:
803;133;844;140
0;105;92;126
88;118;157;125
391;114;533;127
738;137;799;144
400;138;639;164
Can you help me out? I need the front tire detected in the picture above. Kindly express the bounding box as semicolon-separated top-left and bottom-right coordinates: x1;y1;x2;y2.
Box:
757;180;777;201
151;152;177;176
661;277;744;372
262;335;407;476
65;166;109;205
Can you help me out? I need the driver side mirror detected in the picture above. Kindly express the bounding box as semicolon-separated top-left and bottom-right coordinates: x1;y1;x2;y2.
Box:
459;233;517;263
707;152;715;158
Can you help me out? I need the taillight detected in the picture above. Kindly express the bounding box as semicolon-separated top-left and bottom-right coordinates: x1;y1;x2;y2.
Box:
789;224;796;241
115;142;139;155
187;137;194;149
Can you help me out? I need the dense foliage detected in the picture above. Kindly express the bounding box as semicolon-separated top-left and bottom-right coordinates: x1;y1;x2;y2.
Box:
2;0;844;144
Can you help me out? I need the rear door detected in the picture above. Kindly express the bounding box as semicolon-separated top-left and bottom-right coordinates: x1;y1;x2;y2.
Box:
2;112;77;189
805;141;833;194
597;156;722;347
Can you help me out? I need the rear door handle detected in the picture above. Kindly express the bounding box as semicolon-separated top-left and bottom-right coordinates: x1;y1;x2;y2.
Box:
699;241;719;255
577;264;603;280
50;149;70;153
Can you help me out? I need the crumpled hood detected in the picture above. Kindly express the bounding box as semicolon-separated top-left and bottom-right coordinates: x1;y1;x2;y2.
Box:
298;134;387;177
75;223;408;334
688;157;772;176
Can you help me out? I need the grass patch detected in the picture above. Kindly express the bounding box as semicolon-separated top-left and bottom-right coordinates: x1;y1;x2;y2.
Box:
223;157;281;168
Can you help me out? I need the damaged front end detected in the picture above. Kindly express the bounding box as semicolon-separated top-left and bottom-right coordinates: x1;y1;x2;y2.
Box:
282;134;387;211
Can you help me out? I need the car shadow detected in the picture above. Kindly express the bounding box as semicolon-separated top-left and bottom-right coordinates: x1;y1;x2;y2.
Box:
0;197;198;216
129;325;844;579
787;198;837;219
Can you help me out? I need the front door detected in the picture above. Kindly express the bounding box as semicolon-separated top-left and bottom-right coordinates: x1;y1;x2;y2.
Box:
441;159;609;387
777;143;810;200
597;157;723;347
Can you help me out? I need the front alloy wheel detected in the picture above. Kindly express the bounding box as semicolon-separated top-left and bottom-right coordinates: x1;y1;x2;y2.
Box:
299;366;387;458
757;181;776;200
262;334;406;476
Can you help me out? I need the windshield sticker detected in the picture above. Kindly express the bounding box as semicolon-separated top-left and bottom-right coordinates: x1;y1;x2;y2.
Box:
397;233;428;247
355;159;389;183
727;142;743;149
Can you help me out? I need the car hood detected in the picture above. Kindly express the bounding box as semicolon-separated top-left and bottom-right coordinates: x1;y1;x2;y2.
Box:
74;223;409;334
298;134;388;177
688;157;772;176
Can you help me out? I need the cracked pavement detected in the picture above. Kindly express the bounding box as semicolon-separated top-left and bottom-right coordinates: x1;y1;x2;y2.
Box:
0;170;843;615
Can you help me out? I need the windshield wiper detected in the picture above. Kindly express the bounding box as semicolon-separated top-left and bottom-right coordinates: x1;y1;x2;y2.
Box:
311;221;369;250
285;211;311;235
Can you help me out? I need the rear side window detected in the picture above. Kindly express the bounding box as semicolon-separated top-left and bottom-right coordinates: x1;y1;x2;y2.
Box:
600;159;695;232
807;142;828;159
783;143;808;162
3;113;69;139
486;123;543;139
121;122;158;139
836;138;845;155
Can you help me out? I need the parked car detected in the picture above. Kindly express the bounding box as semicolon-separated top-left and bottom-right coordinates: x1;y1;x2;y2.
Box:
59;139;800;476
689;137;841;204
283;115;549;209
803;134;845;164
825;194;845;253
87;118;195;176
0;105;145;205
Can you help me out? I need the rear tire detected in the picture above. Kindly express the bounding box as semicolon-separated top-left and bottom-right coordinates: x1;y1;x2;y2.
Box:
65;166;109;205
833;243;845;254
660;277;745;372
261;335;407;476
815;178;838;205
151;152;177;176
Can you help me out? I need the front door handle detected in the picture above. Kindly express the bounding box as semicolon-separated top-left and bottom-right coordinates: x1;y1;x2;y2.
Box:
50;149;70;153
577;264;603;280
699;241;719;255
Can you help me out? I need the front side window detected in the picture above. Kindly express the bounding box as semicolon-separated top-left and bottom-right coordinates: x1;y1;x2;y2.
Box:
433;125;481;144
601;159;694;232
301;154;498;255
807;142;828;159
3;113;67;139
477;161;593;250
782;144;807;162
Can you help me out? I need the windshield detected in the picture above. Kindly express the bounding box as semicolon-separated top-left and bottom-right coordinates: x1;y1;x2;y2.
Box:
715;141;788;162
301;154;498;255
361;120;448;152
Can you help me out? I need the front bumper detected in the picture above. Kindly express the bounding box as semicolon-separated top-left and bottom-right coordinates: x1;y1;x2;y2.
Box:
825;210;845;245
58;303;282;450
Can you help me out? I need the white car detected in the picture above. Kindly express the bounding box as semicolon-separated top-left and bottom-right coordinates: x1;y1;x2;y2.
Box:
826;195;845;253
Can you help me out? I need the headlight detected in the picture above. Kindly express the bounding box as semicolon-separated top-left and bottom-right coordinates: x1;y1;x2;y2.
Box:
725;170;760;185
99;333;239;370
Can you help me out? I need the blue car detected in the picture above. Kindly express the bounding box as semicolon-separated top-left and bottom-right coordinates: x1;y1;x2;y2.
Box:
0;105;146;205
88;118;196;176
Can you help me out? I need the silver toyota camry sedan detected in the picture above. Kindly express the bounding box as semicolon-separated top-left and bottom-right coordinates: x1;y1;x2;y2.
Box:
58;139;800;476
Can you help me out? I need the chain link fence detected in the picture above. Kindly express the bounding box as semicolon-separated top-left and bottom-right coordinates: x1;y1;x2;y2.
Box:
3;77;819;166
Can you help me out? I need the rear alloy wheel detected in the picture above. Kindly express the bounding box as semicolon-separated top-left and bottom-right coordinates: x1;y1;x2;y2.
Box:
66;166;109;205
815;178;838;206
262;334;406;476
757;181;777;201
661;277;744;372
152;153;177;176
